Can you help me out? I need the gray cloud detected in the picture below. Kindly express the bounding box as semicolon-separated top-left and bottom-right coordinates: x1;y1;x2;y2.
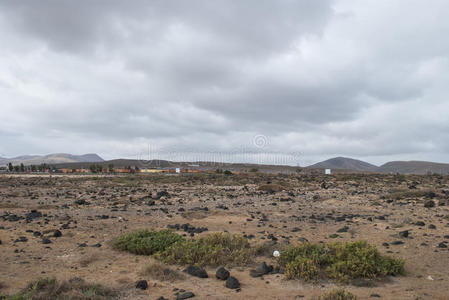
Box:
1;0;449;165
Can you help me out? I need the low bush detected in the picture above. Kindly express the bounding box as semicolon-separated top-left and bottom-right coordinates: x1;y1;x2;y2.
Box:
278;241;404;282
3;277;118;300
111;229;183;255
157;232;255;267
112;230;256;267
311;289;357;300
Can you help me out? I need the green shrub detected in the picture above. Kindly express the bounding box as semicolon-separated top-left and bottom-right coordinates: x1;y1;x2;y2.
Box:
278;243;329;267
278;241;404;282
285;257;319;280
311;289;357;300
111;229;183;255
325;241;405;281
157;232;255;267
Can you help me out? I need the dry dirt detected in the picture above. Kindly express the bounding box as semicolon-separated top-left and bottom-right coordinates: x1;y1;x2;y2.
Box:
1;173;448;299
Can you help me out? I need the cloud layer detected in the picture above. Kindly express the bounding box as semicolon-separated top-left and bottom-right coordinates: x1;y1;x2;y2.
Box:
1;0;449;165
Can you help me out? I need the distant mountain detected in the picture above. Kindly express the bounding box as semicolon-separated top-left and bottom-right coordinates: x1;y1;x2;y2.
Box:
378;161;449;174
307;157;379;172
0;153;104;166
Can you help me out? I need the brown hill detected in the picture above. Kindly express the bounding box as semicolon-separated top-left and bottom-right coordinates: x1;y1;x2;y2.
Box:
378;161;449;174
307;157;379;172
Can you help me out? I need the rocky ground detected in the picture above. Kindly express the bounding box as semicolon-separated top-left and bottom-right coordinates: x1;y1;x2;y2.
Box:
0;173;448;299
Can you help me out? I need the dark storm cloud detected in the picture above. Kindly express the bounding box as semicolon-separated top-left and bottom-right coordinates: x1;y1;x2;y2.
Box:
1;0;449;165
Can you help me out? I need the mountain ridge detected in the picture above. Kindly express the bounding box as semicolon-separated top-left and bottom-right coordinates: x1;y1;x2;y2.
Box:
0;153;104;166
378;160;449;174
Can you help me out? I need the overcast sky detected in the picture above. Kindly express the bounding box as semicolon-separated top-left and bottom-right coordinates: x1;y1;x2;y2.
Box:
1;0;449;166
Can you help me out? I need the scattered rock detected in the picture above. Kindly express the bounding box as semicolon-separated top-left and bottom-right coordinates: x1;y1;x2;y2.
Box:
337;226;349;233
135;280;148;290
438;242;447;248
153;191;169;200
216;267;230;280
225;276;240;289
399;230;409;238
74;199;89;205
424;200;435;208
25;210;42;222
184;266;208;278
176;292;195;299
391;241;404;245
14;237;28;243
250;262;273;277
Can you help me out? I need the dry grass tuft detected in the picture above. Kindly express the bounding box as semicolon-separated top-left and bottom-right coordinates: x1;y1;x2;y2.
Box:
140;261;185;282
258;184;284;193
78;253;101;267
311;289;358;300
4;277;118;300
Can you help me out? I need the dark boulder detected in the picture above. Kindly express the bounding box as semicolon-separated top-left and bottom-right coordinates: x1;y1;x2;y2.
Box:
225;276;240;289
25;210;42;222
216;267;230;280
250;262;273;277
176;292;195;299
424;200;435;208
135;280;148;290
184;266;208;278
399;230;409;238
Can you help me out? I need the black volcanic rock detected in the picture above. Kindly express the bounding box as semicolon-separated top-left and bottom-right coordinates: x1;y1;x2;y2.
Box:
216;267;230;280
225;276;240;289
184;266;208;278
176;292;195;299
135;280;148;290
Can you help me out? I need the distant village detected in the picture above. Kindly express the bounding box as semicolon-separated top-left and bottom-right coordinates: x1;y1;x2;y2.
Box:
0;162;239;175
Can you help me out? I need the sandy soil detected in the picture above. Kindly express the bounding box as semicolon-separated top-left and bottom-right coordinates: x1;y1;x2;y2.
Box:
0;173;448;299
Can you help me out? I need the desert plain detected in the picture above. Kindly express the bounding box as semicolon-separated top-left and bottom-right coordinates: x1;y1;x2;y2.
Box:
0;173;448;299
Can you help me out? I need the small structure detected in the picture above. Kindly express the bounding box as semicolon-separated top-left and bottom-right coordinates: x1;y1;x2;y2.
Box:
325;169;331;175
140;169;163;173
175;168;181;174
115;168;131;173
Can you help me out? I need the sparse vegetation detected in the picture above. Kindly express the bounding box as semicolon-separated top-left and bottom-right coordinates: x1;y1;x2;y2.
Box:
112;230;256;267
258;183;283;193
157;232;255;267
311;289;358;300
383;189;437;201
3;277;118;300
111;229;183;255
140;261;185;282
278;241;404;282
78;253;100;267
